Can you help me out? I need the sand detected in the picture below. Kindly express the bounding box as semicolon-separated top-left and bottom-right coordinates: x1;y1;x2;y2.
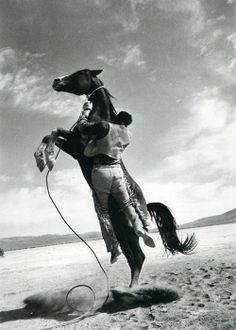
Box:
0;223;235;329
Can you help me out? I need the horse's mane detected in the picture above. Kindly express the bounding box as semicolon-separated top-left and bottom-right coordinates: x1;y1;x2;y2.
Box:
103;88;117;123
97;77;117;123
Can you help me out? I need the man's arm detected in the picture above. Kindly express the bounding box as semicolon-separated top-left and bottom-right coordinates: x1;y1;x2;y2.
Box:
77;102;109;139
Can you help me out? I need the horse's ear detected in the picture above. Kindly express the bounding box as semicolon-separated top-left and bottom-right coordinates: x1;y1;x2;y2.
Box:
91;69;103;76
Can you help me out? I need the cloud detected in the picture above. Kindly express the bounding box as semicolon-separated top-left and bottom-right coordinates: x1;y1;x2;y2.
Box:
185;5;236;86
197;28;236;85
136;84;236;222
113;0;145;32
226;32;236;54
97;44;146;69
97;55;116;67
139;175;236;223
156;0;201;13
0;48;85;119
206;15;226;27
94;0;151;32
189;87;231;133
123;45;146;67
156;0;205;35
0;167;100;237
93;0;107;6
0;186;51;226
153;85;235;180
220;58;236;84
0;174;12;183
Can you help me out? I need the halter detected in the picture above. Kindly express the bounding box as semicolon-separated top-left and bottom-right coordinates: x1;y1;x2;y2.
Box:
87;86;105;100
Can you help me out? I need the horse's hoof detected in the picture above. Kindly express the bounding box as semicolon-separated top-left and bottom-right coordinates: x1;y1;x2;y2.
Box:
110;249;122;264
142;233;156;248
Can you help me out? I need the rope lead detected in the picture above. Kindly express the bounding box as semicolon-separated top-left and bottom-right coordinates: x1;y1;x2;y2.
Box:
45;126;110;313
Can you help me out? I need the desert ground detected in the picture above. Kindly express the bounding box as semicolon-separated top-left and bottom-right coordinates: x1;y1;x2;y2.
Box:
0;223;235;330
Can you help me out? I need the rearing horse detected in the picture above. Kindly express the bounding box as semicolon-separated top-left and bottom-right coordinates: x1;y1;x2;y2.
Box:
51;69;196;288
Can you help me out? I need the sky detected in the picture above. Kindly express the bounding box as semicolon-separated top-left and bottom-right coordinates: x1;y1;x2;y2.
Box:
0;0;235;238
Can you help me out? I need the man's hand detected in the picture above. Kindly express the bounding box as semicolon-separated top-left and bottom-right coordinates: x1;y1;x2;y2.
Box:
82;101;92;111
78;101;92;120
77;101;92;132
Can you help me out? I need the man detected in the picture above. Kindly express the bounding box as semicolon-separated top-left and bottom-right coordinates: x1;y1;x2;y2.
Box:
77;103;155;263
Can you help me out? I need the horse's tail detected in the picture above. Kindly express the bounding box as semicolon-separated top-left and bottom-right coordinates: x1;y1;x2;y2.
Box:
147;202;197;255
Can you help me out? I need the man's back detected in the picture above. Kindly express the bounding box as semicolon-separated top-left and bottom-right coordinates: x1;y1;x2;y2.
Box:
84;123;130;159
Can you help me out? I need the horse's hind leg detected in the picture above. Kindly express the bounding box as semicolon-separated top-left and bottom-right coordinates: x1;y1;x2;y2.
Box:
129;250;145;288
128;229;145;288
109;197;146;288
116;225;145;288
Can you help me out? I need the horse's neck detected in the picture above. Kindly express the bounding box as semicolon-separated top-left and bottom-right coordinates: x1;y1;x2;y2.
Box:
91;90;112;122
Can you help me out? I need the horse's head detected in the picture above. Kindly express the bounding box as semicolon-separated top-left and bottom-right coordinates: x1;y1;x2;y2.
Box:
52;69;103;96
53;68;117;123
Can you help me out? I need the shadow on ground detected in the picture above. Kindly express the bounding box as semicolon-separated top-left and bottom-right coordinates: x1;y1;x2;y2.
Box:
0;290;81;324
0;285;179;324
100;285;179;313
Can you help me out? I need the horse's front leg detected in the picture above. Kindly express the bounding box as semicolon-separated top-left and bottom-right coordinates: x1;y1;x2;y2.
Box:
34;128;69;172
55;128;85;160
34;131;56;172
54;127;71;140
45;128;72;170
42;127;70;145
44;127;71;155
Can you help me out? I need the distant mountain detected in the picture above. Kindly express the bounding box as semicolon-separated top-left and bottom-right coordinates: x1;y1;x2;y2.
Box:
1;208;235;252
0;232;102;252
179;208;236;229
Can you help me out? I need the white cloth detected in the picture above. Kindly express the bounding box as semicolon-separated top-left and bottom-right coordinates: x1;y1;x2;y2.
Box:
34;131;57;172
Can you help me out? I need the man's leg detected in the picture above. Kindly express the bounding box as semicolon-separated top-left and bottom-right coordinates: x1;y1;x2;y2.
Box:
92;168;121;263
93;190;122;263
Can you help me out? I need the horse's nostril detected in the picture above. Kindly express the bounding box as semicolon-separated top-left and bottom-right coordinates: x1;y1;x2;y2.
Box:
52;78;61;89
